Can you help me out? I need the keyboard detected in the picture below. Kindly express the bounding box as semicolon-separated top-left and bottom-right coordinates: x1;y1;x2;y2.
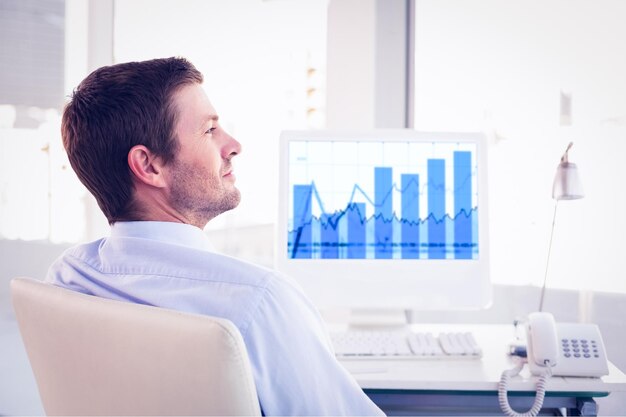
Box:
330;330;483;359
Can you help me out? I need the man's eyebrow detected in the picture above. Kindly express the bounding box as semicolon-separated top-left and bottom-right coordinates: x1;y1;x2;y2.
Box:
196;114;219;133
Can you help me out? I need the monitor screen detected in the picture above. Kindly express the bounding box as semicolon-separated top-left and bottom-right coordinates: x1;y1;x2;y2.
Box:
276;130;491;311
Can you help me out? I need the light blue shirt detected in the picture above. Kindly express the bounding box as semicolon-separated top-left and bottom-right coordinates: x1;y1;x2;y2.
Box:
45;221;384;416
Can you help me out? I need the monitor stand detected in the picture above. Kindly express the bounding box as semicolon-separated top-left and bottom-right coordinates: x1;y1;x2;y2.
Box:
347;308;409;330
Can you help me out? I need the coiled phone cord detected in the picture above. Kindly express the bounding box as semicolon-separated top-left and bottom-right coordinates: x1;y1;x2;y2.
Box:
498;358;549;417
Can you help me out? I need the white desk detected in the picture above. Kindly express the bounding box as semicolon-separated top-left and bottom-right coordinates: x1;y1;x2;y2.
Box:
334;324;626;416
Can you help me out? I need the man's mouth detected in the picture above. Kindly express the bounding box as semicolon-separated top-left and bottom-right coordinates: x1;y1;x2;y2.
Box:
222;166;234;178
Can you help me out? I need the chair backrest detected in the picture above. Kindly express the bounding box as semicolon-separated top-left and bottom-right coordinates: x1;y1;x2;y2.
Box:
10;277;261;416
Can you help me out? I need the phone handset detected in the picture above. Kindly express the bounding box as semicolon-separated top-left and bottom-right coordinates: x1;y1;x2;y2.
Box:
498;312;557;417
526;312;559;375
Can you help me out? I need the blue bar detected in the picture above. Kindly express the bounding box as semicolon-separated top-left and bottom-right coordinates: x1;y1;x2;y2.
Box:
347;203;366;259
401;174;420;259
292;184;312;258
374;167;393;258
427;159;446;259
454;151;473;259
320;212;339;258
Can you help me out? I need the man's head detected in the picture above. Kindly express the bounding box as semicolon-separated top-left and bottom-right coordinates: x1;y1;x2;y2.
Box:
62;57;241;228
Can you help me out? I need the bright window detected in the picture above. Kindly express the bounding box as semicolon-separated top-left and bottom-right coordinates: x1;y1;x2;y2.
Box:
0;0;88;243
413;0;626;293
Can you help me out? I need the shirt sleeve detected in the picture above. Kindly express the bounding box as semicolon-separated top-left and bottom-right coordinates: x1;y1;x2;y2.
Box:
241;272;385;416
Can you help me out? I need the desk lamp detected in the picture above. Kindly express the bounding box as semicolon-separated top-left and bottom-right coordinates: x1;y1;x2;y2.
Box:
538;142;584;311
501;145;584;417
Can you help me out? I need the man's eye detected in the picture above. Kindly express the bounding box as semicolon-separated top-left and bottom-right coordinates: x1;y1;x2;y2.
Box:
205;127;216;135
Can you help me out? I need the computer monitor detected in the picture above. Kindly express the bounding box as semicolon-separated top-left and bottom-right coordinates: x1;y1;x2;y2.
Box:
276;130;491;312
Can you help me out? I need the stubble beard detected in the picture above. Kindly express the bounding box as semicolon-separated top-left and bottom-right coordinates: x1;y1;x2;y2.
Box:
169;159;241;227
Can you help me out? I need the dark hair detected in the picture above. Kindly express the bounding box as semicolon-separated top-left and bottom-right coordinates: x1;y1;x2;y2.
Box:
61;57;203;223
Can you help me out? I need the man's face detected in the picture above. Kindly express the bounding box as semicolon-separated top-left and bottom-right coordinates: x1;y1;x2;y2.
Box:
165;83;242;227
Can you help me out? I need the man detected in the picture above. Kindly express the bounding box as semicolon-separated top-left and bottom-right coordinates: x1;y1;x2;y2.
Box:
46;57;384;416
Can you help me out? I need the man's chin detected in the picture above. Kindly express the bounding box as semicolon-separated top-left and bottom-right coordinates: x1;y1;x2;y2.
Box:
223;189;241;211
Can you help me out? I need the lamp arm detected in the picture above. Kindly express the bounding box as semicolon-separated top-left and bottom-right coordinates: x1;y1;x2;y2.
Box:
539;200;559;312
560;142;574;163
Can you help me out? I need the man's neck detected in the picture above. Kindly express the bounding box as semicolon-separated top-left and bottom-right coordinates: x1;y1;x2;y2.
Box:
130;188;208;229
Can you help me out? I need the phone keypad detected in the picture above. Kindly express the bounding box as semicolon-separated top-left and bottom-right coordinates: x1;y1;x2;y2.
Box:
561;338;600;359
550;323;609;377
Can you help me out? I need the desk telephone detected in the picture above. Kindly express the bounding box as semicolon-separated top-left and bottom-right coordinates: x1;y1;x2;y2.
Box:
498;312;609;417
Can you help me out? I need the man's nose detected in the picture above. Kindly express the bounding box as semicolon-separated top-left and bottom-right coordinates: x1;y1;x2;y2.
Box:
223;132;242;158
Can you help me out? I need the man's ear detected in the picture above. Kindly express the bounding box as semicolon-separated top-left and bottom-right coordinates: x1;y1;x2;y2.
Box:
127;145;167;188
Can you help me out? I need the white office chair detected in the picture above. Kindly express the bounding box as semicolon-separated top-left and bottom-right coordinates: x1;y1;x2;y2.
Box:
10;277;261;416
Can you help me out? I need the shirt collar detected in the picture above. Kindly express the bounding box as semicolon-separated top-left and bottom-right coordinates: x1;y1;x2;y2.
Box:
110;221;214;252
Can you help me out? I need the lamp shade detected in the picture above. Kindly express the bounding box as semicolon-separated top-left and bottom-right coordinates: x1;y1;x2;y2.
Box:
551;142;584;200
552;161;584;200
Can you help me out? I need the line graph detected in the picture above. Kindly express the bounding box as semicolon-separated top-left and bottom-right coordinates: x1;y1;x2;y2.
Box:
287;140;478;260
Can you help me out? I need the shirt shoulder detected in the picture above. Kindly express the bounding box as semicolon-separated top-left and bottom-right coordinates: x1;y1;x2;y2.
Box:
48;235;274;288
45;236;284;331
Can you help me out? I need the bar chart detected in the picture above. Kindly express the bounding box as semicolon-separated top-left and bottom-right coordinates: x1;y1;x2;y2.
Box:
287;140;478;260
